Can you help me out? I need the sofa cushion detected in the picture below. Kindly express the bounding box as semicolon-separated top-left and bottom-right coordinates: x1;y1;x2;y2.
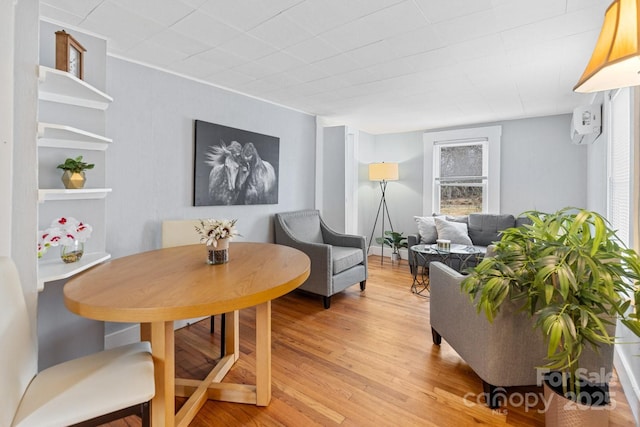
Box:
515;216;533;228
413;216;442;244
332;246;364;274
445;215;469;224
468;214;516;246
434;217;473;245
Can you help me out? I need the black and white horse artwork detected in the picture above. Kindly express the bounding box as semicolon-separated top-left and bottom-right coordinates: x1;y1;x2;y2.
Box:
205;141;247;205
193;120;279;206
241;142;277;204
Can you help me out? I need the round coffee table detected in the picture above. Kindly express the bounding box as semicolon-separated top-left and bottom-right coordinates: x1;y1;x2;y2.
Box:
410;243;485;296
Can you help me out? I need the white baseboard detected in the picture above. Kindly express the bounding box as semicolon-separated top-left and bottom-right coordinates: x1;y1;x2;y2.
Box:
614;347;640;426
367;246;409;260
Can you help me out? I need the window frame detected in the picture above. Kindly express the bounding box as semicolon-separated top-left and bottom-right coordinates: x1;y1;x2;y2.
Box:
423;125;501;215
606;88;632;247
433;139;488;214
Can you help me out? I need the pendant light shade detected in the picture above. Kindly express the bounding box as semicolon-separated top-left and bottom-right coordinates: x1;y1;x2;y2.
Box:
574;0;640;93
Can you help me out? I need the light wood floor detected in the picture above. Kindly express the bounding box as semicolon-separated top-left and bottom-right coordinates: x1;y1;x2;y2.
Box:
109;256;634;426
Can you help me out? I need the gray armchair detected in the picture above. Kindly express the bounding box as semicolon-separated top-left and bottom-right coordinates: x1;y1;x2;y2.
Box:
274;210;367;308
429;260;614;408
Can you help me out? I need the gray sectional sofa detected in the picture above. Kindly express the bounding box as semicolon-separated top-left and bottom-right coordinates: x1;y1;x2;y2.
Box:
408;213;529;273
429;259;614;408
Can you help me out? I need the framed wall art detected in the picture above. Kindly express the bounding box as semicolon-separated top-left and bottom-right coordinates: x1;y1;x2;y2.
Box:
193;120;280;206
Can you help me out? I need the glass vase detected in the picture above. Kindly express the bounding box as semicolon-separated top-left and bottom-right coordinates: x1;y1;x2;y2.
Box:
60;240;84;263
206;238;229;265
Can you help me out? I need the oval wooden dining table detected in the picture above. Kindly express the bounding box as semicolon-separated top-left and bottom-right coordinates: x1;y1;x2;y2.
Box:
64;242;310;427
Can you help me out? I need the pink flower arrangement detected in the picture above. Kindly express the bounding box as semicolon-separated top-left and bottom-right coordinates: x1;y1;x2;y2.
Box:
38;217;92;258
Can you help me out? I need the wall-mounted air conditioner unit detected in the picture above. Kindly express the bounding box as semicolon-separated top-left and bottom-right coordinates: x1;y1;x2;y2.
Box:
571;103;602;145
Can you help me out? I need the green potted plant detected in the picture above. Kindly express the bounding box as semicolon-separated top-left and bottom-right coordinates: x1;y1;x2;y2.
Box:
461;207;640;425
376;230;408;263
57;155;94;189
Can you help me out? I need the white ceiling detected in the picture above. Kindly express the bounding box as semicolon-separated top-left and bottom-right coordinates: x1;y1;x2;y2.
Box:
40;0;609;134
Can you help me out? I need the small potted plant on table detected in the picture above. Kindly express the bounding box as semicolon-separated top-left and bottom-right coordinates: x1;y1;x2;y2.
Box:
57;155;94;189
461;207;640;425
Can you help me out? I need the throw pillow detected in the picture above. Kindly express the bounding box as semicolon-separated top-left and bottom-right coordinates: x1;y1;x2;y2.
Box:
414;216;440;244
434;217;473;245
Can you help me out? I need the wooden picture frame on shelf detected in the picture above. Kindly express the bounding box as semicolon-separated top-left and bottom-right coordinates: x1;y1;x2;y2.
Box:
55;30;86;80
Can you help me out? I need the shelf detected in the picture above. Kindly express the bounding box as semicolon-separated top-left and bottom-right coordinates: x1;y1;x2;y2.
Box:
38;252;111;291
38;122;112;150
38;65;113;110
38;188;112;203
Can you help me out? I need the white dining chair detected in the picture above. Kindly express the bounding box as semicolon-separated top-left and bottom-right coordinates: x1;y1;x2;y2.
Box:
0;256;155;427
162;220;226;357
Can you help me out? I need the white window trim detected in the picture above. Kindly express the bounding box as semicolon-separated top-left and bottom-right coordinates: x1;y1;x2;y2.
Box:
423;125;501;215
606;88;632;246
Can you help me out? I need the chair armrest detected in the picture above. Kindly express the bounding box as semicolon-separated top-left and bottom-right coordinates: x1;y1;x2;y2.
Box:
429;261;465;290
429;262;492;374
429;261;483;338
320;221;366;250
407;234;421;266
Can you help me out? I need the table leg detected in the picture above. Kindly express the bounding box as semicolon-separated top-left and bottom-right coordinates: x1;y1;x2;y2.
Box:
224;310;239;361
411;252;430;297
147;321;175;427
255;301;271;406
172;304;273;419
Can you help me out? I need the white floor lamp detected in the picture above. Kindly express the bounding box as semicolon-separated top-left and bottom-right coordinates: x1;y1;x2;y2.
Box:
367;162;399;264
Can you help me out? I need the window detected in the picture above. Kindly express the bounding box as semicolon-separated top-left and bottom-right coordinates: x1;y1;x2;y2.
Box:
607;88;632;246
434;140;487;214
423;126;501;215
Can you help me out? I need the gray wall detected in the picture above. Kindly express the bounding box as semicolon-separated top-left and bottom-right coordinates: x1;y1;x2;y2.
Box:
361;114;588;244
500;114;587;214
322;126;346;232
105;57;317;259
357;130;375;240
104;58;317;335
13;0;39;309
12;0;39;372
361;130;423;250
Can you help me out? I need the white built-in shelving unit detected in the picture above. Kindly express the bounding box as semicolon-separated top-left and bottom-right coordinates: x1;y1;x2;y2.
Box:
38;65;113;109
38;122;112;150
38;188;112;203
37;65;112;289
37;252;111;292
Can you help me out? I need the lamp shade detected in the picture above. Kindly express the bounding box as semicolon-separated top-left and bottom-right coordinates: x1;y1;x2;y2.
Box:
574;0;640;93
369;162;398;181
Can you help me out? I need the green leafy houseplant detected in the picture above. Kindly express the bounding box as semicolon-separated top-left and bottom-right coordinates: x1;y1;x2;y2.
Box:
461;207;640;400
56;156;95;173
57;155;95;189
375;230;408;255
